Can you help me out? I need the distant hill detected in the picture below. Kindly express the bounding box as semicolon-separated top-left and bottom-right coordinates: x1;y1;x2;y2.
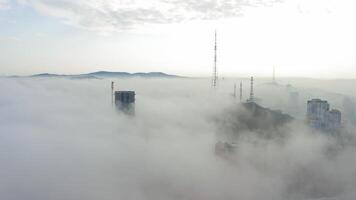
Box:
87;71;179;78
20;71;180;79
31;73;65;78
218;102;294;140
30;73;100;80
240;102;294;131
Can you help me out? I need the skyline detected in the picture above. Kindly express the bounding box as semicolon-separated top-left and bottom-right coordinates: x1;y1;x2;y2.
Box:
1;0;356;78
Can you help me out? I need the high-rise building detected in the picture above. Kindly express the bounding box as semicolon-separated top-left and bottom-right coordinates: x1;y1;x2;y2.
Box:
328;109;341;130
307;99;330;129
307;99;341;131
115;91;135;114
343;96;356;124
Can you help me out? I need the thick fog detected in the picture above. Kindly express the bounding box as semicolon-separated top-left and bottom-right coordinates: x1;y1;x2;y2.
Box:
1;77;356;200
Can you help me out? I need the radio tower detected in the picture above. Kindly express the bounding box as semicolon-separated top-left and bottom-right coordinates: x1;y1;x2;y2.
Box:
249;77;254;102
212;30;218;88
111;81;114;107
240;81;243;102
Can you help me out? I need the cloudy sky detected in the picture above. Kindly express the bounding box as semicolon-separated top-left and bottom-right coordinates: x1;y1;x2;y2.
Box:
1;0;356;78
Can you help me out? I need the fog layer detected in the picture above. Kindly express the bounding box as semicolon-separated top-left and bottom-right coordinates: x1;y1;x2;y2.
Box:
1;78;356;200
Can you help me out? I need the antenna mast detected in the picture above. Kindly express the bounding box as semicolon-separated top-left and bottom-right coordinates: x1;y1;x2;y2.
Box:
212;30;218;88
111;81;114;107
240;81;243;102
233;84;236;98
273;67;276;82
249;77;254;102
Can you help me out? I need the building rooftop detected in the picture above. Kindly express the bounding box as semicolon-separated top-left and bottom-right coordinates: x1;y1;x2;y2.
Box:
330;109;341;113
308;99;328;103
115;91;135;94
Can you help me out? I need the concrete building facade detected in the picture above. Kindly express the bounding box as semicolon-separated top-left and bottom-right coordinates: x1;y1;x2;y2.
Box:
115;91;135;114
328;109;341;131
307;99;341;131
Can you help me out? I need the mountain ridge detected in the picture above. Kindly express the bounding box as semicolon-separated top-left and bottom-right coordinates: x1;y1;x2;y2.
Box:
13;71;181;79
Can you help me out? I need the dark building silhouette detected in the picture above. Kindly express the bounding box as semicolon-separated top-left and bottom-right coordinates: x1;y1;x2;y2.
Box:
307;99;341;132
115;91;135;114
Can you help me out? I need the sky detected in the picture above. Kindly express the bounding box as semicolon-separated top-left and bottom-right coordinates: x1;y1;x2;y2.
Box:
1;0;356;78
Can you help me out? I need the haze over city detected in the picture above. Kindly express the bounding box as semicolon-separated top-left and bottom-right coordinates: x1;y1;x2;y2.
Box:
2;1;356;200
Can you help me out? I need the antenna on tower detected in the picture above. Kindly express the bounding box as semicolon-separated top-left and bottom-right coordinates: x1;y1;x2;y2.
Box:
111;81;114;107
249;77;254;102
240;81;243;102
212;30;218;88
273;67;276;82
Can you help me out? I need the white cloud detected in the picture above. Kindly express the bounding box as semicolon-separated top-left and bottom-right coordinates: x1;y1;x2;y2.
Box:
0;0;10;10
19;0;281;33
1;77;356;200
